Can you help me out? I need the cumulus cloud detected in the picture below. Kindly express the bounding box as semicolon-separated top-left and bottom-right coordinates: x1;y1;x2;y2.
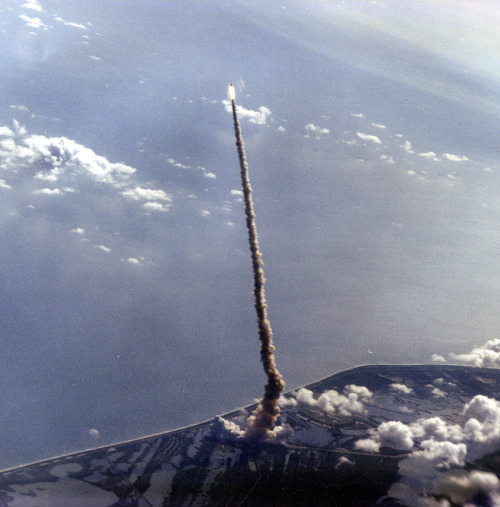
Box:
371;123;386;129
167;158;190;169
98;245;111;253
433;470;500;505
0;129;142;198
88;428;100;438
355;394;500;469
380;154;395;164
71;228;85;235
142;202;169;212
443;152;469;162
21;1;43;11
355;437;381;453
431;354;447;364
10;105;29;113
54;17;87;30
414;440;467;468
33;188;62;195
356;420;414;453
430;387;446;398
121;187;171;202
448;338;500;367
390;383;414;395
351;113;365;118
223;100;271;125
294;384;372;416
419;151;439;160
19;14;49;30
0;123;173;227
0;127;15;137
305;123;330;134
335;456;354;469
356;132;381;144
400;140;415;153
409;417;464;443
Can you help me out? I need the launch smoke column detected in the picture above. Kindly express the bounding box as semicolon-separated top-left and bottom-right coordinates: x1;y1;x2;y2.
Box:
229;84;285;441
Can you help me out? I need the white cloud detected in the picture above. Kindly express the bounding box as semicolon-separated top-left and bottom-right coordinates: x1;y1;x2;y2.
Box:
167;158;190;169
88;55;101;61
98;245;110;253
419;151;439;160
390;383;413;395
277;125;286;132
0;126;15;137
122;187;171;202
356;420;414;453
33;188;62;195
380;154;395;164
231;189;243;197
142;201;169;212
351;113;365;118
462;395;500;450
335;456;354;469
371;123;386;129
400;140;415;153
127;257;141;265
223;100;272;125
356;394;500;471
305;123;330;135
294;384;372;416
10;105;29;113
54;17;87;30
356;132;382;144
431;354;447;364
413;440;467;468
21;1;43;11
433;471;500;505
430;387;446;398
409;417;464;443
448;338;500;367
205;172;216;179
0;180;12;190
88;428;99;438
19;14;49;30
355;437;381;453
13;120;27;136
443;152;469;162
71;228;85;235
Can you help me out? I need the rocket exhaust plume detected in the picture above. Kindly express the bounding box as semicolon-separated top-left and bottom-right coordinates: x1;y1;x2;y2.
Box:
229;84;285;441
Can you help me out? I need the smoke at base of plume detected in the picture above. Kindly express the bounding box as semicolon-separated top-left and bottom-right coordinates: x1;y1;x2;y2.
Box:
230;96;285;441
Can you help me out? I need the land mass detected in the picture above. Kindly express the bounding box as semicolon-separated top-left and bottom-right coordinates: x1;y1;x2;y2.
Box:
1;364;500;506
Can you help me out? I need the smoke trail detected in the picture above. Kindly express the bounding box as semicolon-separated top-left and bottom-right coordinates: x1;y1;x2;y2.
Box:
229;85;285;441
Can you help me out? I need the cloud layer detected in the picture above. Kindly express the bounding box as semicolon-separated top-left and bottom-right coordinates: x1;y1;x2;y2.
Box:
356;394;500;468
433;338;500;367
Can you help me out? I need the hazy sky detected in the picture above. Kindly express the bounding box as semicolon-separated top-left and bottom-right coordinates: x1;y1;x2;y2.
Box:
1;0;500;468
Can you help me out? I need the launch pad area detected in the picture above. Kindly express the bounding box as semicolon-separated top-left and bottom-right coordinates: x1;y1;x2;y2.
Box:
1;364;500;506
